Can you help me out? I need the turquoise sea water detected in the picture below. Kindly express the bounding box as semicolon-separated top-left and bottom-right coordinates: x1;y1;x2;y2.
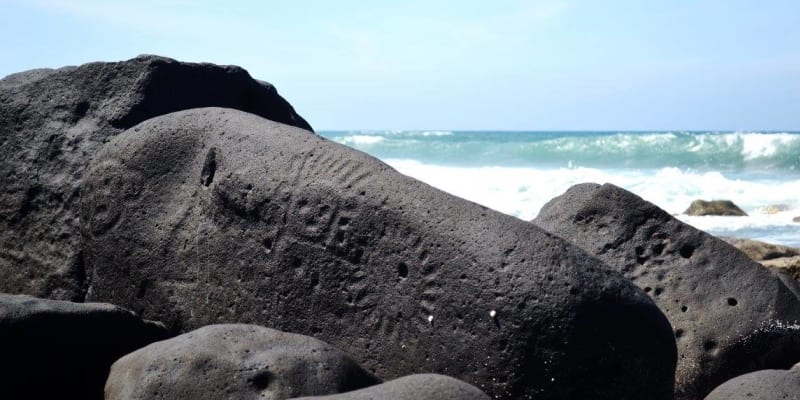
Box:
320;131;800;247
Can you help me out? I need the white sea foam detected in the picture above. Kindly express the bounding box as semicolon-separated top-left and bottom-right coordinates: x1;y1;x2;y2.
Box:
336;135;385;145
737;132;800;160
419;131;453;137
384;159;800;246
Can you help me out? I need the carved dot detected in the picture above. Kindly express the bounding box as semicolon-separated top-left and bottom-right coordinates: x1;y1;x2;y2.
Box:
251;371;271;389
397;262;408;279
643;286;652;293
679;244;695;259
704;340;717;351
727;298;738;306
654;287;663;296
680;305;688;312
675;329;684;338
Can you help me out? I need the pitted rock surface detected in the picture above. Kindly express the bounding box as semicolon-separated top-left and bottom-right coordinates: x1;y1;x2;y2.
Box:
0;293;168;400
289;374;490;400
704;362;800;400
105;324;380;400
534;182;800;400
80;108;676;400
0;55;311;300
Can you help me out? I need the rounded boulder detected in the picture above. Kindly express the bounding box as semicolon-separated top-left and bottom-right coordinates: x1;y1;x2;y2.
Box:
289;374;490;400
105;324;380;400
81;108;677;400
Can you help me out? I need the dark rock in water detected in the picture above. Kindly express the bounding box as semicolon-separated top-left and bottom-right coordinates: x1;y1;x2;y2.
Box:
684;199;747;216
721;237;800;261
289;374;490;400
763;256;800;283
534;183;800;400
0;55;311;301
704;362;800;400
106;324;380;400
81;108;677;400
0;293;168;400
721;237;800;281
793;216;800;223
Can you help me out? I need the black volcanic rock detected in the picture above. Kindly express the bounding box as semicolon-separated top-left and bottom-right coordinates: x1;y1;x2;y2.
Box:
704;362;800;400
80;108;677;400
684;199;747;216
105;324;380;400
290;374;490;400
534;183;800;400
0;55;311;301
0;293;168;400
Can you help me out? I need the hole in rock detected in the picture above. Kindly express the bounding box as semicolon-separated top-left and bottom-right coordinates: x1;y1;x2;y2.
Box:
679;244;695;258
675;329;684;338
397;262;408;279
727;297;738;306
201;148;217;187
74;101;90;119
644;286;652;293
251;371;272;389
704;340;717;351
681;305;688;312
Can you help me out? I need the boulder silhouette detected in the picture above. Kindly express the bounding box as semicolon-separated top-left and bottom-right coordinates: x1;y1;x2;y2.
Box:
0;55;311;301
0;293;168;400
80;108;677;400
534;183;800;400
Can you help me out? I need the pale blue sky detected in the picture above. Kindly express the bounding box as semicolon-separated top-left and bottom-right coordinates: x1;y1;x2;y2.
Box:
1;0;798;130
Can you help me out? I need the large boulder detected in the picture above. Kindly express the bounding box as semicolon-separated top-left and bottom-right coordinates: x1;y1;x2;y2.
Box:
0;293;169;400
684;199;747;216
105;324;380;400
290;374;490;400
704;362;800;400
80;108;677;400
534;183;800;400
0;55;311;301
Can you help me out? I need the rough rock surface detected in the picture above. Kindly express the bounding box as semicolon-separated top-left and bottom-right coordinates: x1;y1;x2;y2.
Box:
81;108;677;400
0;293;168;400
105;324;380;400
534;183;800;400
290;374;490;400
684;199;747;216
704;362;800;400
0;55;311;301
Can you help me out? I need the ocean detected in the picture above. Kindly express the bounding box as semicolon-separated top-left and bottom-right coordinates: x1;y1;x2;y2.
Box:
319;131;800;248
